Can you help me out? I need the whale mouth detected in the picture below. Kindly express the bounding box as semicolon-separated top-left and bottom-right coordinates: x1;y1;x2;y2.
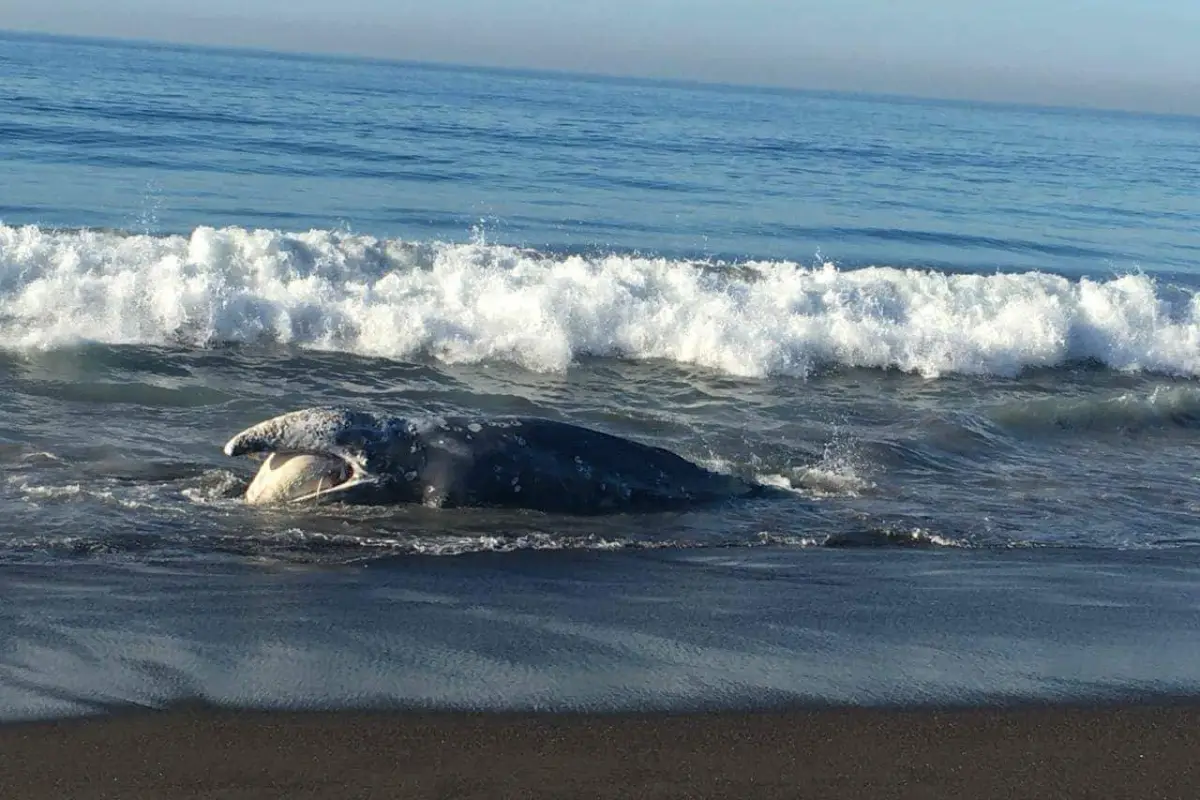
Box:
243;451;363;505
222;408;386;506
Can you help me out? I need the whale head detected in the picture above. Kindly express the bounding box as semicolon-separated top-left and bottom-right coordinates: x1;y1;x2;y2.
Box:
223;406;412;505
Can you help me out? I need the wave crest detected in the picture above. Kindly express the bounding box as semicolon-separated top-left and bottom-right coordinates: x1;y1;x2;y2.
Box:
2;223;1198;379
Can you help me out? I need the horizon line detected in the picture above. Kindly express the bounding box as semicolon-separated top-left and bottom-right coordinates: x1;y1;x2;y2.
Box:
2;26;1197;121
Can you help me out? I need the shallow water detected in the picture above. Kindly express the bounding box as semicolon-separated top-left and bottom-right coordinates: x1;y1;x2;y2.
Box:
1;31;1198;719
6;548;1200;720
4;347;1200;563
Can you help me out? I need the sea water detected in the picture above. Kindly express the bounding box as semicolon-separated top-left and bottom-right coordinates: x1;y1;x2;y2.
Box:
1;30;1199;720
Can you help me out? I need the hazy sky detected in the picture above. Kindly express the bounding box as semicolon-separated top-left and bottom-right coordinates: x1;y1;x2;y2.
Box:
2;0;1198;113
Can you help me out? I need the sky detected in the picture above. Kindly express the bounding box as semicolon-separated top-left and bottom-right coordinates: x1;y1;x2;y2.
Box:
2;0;1198;114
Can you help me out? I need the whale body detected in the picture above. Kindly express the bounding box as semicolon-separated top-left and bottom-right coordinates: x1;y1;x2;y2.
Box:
223;407;758;514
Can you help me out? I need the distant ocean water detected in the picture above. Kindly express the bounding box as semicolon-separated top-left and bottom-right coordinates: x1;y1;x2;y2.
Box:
2;30;1199;721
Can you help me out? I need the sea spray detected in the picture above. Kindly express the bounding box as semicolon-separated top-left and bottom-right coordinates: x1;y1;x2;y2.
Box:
2;223;1198;379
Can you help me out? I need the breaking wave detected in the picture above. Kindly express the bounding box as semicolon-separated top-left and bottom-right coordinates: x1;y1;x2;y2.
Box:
2;223;1198;379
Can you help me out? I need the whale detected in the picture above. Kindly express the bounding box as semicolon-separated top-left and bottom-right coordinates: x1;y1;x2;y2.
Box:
223;406;759;514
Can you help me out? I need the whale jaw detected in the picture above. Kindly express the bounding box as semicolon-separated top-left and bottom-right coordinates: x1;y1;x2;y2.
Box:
243;451;357;505
223;407;390;506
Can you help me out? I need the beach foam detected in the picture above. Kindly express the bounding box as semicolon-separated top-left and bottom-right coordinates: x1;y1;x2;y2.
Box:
2;223;1197;379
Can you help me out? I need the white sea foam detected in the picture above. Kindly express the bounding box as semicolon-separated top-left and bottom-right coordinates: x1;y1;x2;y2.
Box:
6;475;177;511
7;480;84;502
2;223;1198;378
756;466;874;498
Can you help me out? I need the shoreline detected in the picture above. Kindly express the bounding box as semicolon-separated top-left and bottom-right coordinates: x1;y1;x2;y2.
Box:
3;699;1198;799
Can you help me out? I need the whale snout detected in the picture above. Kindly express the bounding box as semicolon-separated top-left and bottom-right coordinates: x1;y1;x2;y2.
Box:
223;408;378;505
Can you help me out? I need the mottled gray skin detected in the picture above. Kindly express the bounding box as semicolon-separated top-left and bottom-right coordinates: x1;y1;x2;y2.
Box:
224;406;759;514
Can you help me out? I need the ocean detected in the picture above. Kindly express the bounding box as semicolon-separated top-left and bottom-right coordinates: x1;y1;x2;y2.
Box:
2;30;1199;721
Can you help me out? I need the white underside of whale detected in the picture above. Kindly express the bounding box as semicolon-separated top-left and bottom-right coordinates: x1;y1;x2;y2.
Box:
244;452;355;505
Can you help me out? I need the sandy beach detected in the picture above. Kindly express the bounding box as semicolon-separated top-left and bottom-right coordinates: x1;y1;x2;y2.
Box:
2;701;1197;799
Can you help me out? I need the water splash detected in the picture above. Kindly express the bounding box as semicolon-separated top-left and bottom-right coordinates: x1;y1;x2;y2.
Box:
2;224;1198;379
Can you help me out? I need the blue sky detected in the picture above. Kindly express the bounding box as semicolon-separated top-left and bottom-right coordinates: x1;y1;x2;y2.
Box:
2;0;1198;113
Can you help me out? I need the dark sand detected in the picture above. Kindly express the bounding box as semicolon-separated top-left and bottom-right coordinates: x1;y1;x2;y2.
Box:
2;702;1197;799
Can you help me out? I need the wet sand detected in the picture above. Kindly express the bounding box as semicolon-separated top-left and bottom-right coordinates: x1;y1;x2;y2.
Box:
2;701;1197;799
